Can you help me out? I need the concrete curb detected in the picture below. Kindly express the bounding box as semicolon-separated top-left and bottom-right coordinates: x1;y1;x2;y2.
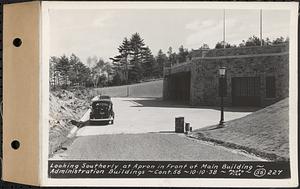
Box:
67;126;79;138
66;109;91;138
188;132;289;162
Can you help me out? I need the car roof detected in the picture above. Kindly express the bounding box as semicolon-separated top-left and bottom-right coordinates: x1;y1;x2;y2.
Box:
91;96;112;103
92;95;111;100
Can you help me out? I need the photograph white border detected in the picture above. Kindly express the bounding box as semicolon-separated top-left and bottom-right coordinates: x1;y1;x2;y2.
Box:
40;1;298;187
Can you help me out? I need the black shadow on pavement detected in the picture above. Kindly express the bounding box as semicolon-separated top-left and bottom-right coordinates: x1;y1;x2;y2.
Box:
125;98;261;112
70;120;111;127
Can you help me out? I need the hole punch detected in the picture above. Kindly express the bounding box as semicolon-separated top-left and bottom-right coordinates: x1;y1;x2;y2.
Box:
13;38;22;47
11;140;20;150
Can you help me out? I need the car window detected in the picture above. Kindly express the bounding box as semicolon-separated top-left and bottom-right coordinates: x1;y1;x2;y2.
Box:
92;101;108;107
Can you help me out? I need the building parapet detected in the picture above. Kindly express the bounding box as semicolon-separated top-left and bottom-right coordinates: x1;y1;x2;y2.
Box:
192;51;289;60
199;43;288;58
167;43;289;68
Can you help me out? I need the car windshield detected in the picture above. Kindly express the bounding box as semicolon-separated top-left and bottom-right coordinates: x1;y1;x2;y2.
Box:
92;101;111;110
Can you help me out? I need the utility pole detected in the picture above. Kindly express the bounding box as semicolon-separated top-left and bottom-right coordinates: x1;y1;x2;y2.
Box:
260;9;263;46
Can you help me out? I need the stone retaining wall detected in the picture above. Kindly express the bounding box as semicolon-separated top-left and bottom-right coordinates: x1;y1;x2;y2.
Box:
163;44;289;107
190;53;289;106
190;43;288;59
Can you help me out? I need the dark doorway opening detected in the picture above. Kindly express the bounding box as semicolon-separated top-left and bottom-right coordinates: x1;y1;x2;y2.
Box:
168;71;191;103
232;77;261;106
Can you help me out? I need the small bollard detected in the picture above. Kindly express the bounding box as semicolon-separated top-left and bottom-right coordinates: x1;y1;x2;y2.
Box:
189;127;193;132
185;123;190;134
175;117;184;133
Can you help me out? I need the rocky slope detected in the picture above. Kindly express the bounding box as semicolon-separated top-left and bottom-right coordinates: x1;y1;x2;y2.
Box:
49;89;93;156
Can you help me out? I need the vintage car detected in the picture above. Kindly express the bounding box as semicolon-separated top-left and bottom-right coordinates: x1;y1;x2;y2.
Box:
89;96;114;124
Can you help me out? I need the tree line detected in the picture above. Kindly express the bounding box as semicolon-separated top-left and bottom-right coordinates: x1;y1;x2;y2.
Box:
50;34;289;89
50;54;114;89
110;33;163;84
215;36;289;49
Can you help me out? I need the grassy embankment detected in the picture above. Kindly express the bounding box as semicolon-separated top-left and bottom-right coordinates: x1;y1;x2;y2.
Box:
190;98;289;161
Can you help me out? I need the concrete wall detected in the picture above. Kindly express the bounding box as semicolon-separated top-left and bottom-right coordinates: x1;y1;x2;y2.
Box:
95;85;128;97
95;80;163;98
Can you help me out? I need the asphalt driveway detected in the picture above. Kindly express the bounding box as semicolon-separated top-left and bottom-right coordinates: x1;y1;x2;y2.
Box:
51;97;262;161
76;97;256;136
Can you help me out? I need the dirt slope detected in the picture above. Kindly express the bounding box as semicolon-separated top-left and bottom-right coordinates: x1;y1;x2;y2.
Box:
191;98;289;161
49;89;91;156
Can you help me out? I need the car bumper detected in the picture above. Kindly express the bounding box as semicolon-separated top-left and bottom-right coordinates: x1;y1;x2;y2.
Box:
90;117;113;121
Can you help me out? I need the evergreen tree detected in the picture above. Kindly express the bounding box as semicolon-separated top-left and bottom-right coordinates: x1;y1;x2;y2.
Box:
118;37;131;83
111;32;157;83
128;33;146;83
141;46;155;78
118;37;131;56
128;63;142;83
130;33;145;59
112;72;122;86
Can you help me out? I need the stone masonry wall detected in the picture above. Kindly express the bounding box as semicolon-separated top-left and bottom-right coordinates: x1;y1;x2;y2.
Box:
191;43;288;58
190;53;289;107
163;44;289;107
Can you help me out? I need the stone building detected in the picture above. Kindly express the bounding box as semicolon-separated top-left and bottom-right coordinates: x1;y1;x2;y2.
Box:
163;43;289;107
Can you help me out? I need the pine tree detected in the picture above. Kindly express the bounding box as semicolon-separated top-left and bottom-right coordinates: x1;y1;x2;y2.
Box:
141;46;155;78
130;33;145;59
129;33;146;83
117;37;131;84
111;33;156;83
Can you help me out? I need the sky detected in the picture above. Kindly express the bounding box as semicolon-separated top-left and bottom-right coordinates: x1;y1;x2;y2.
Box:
49;9;290;64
